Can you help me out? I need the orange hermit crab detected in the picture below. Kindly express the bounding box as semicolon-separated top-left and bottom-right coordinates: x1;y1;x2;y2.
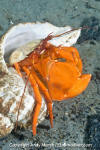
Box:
13;25;91;136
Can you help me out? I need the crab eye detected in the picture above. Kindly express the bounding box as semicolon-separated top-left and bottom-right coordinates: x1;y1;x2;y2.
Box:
55;58;66;62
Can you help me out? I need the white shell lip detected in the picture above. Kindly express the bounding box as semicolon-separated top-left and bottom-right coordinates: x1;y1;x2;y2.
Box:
0;22;81;72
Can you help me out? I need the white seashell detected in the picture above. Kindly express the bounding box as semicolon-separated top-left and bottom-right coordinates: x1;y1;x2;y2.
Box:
9;40;40;65
0;113;14;138
0;22;81;138
8;22;81;65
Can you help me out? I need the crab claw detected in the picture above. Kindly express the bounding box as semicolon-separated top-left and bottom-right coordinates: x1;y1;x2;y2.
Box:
47;59;91;101
67;74;91;98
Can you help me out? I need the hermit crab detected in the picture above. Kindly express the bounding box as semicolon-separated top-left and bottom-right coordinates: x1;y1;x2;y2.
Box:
0;22;91;137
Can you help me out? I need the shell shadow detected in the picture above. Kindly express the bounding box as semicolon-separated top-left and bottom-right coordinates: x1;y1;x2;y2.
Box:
84;114;100;150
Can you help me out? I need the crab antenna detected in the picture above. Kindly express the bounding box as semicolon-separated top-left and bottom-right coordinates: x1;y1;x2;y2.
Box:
15;72;31;131
52;26;89;38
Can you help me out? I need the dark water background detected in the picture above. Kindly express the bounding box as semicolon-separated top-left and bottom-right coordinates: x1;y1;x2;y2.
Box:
0;0;100;150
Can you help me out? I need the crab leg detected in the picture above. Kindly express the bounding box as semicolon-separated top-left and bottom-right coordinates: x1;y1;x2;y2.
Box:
52;46;82;73
30;67;53;128
23;66;42;136
14;62;22;77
